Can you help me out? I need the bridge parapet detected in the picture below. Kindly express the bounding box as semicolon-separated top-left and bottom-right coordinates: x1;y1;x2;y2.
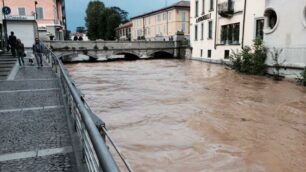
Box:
45;41;176;50
44;40;193;60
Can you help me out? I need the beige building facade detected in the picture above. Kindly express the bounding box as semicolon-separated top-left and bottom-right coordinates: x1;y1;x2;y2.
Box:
116;21;133;41
1;0;67;46
190;0;265;62
131;1;190;41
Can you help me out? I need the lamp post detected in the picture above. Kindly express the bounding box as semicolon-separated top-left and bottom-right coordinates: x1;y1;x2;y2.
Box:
2;0;8;51
34;1;38;19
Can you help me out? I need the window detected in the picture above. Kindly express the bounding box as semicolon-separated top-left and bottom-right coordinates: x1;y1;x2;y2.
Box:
181;11;186;22
208;50;211;58
303;6;306;27
182;23;186;33
158;14;161;22
210;0;214;11
18;8;26;16
201;23;204;40
195;25;198;41
264;9;277;29
220;23;240;44
200;49;203;57
208;21;213;39
202;0;205;14
195;0;199;17
255;19;264;39
36;7;44;19
224;50;230;59
163;13;167;21
168;12;172;20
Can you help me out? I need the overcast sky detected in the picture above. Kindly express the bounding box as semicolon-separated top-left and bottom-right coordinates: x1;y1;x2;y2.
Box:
66;0;187;31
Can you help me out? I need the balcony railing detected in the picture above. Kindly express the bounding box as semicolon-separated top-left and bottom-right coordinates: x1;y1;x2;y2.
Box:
218;0;234;18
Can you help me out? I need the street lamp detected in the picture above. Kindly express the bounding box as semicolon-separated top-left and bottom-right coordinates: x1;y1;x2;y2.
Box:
1;0;10;51
34;1;38;19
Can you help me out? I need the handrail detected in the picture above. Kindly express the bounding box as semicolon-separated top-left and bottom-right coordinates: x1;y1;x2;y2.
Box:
43;45;120;172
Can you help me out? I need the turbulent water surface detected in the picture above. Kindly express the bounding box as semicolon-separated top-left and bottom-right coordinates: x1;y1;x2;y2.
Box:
66;60;306;172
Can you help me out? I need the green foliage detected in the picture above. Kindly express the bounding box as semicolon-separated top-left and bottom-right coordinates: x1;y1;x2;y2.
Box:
103;46;109;50
298;67;306;86
85;1;128;40
230;38;267;75
270;48;284;80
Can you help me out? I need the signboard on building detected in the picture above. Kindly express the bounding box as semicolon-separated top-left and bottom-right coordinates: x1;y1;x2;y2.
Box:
196;13;211;23
4;15;35;21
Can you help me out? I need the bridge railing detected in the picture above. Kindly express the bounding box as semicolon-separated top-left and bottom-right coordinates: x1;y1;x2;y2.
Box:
43;45;134;172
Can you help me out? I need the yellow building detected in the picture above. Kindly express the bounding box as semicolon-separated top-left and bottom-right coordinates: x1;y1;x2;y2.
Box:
131;1;190;41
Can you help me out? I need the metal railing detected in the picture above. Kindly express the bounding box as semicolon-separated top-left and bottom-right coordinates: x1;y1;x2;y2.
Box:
43;45;134;172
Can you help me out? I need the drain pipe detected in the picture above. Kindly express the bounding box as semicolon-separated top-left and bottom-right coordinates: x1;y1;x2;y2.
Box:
241;0;247;48
214;0;218;49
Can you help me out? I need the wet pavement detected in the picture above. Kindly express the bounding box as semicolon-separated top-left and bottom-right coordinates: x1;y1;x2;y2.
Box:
0;59;75;172
66;59;306;172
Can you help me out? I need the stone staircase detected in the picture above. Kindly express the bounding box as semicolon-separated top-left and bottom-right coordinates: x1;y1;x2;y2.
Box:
0;61;78;171
0;53;17;80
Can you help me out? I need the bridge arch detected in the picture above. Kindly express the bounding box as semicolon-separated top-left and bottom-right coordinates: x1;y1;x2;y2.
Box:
116;52;140;60
150;51;174;59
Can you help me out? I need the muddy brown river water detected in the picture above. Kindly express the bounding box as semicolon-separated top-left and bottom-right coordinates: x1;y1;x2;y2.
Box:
66;60;306;172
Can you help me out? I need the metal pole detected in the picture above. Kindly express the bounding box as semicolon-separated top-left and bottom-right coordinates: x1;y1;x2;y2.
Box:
2;0;8;51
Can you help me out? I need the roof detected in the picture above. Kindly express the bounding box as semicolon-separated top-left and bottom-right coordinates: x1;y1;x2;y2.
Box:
131;1;190;19
116;21;133;30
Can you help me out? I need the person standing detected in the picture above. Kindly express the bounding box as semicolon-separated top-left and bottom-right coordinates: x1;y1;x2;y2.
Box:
32;38;44;67
8;32;17;57
16;39;25;66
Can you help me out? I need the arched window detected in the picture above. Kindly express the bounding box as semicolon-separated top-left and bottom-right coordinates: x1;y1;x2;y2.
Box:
303;6;306;27
264;9;277;29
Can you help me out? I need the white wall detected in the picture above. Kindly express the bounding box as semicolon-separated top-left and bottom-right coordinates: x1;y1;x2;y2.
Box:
7;21;36;48
264;0;306;77
191;0;265;61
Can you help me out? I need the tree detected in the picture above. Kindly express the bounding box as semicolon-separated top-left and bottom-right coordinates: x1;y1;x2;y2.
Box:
85;1;128;40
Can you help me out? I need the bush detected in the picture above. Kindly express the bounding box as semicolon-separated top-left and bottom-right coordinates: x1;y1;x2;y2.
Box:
270;48;284;80
103;46;108;50
230;38;267;75
298;67;306;86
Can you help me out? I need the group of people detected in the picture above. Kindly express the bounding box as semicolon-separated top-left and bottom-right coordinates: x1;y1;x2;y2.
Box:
73;35;83;41
8;32;26;66
7;32;44;67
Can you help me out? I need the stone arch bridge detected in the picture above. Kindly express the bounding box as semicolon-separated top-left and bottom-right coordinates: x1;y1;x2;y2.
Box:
44;41;190;61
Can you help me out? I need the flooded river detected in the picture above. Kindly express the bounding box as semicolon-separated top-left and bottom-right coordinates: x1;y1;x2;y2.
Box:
66;60;306;172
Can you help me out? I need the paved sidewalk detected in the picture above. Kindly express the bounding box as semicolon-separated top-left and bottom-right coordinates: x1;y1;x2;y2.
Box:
0;56;77;171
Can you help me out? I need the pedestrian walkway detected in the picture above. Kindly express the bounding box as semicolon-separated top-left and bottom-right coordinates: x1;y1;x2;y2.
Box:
0;56;77;171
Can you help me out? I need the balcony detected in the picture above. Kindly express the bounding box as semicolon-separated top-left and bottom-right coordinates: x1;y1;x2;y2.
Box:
218;0;234;18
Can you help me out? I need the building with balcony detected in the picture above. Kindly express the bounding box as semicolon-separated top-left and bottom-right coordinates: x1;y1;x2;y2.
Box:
1;0;67;47
130;1;190;41
190;0;265;62
115;21;132;41
263;0;306;77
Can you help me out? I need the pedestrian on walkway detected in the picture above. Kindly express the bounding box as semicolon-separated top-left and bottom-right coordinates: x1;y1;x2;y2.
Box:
8;32;17;57
16;39;25;66
32;38;44;67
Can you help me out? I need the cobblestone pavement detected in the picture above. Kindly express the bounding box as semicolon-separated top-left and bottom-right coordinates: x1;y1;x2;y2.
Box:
0;58;77;171
0;153;73;172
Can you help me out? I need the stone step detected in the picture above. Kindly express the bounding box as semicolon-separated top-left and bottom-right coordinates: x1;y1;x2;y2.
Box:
0;89;63;110
15;67;56;80
0;152;73;172
0;76;7;80
0;79;59;91
0;61;16;65
0;108;71;154
0;71;10;76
